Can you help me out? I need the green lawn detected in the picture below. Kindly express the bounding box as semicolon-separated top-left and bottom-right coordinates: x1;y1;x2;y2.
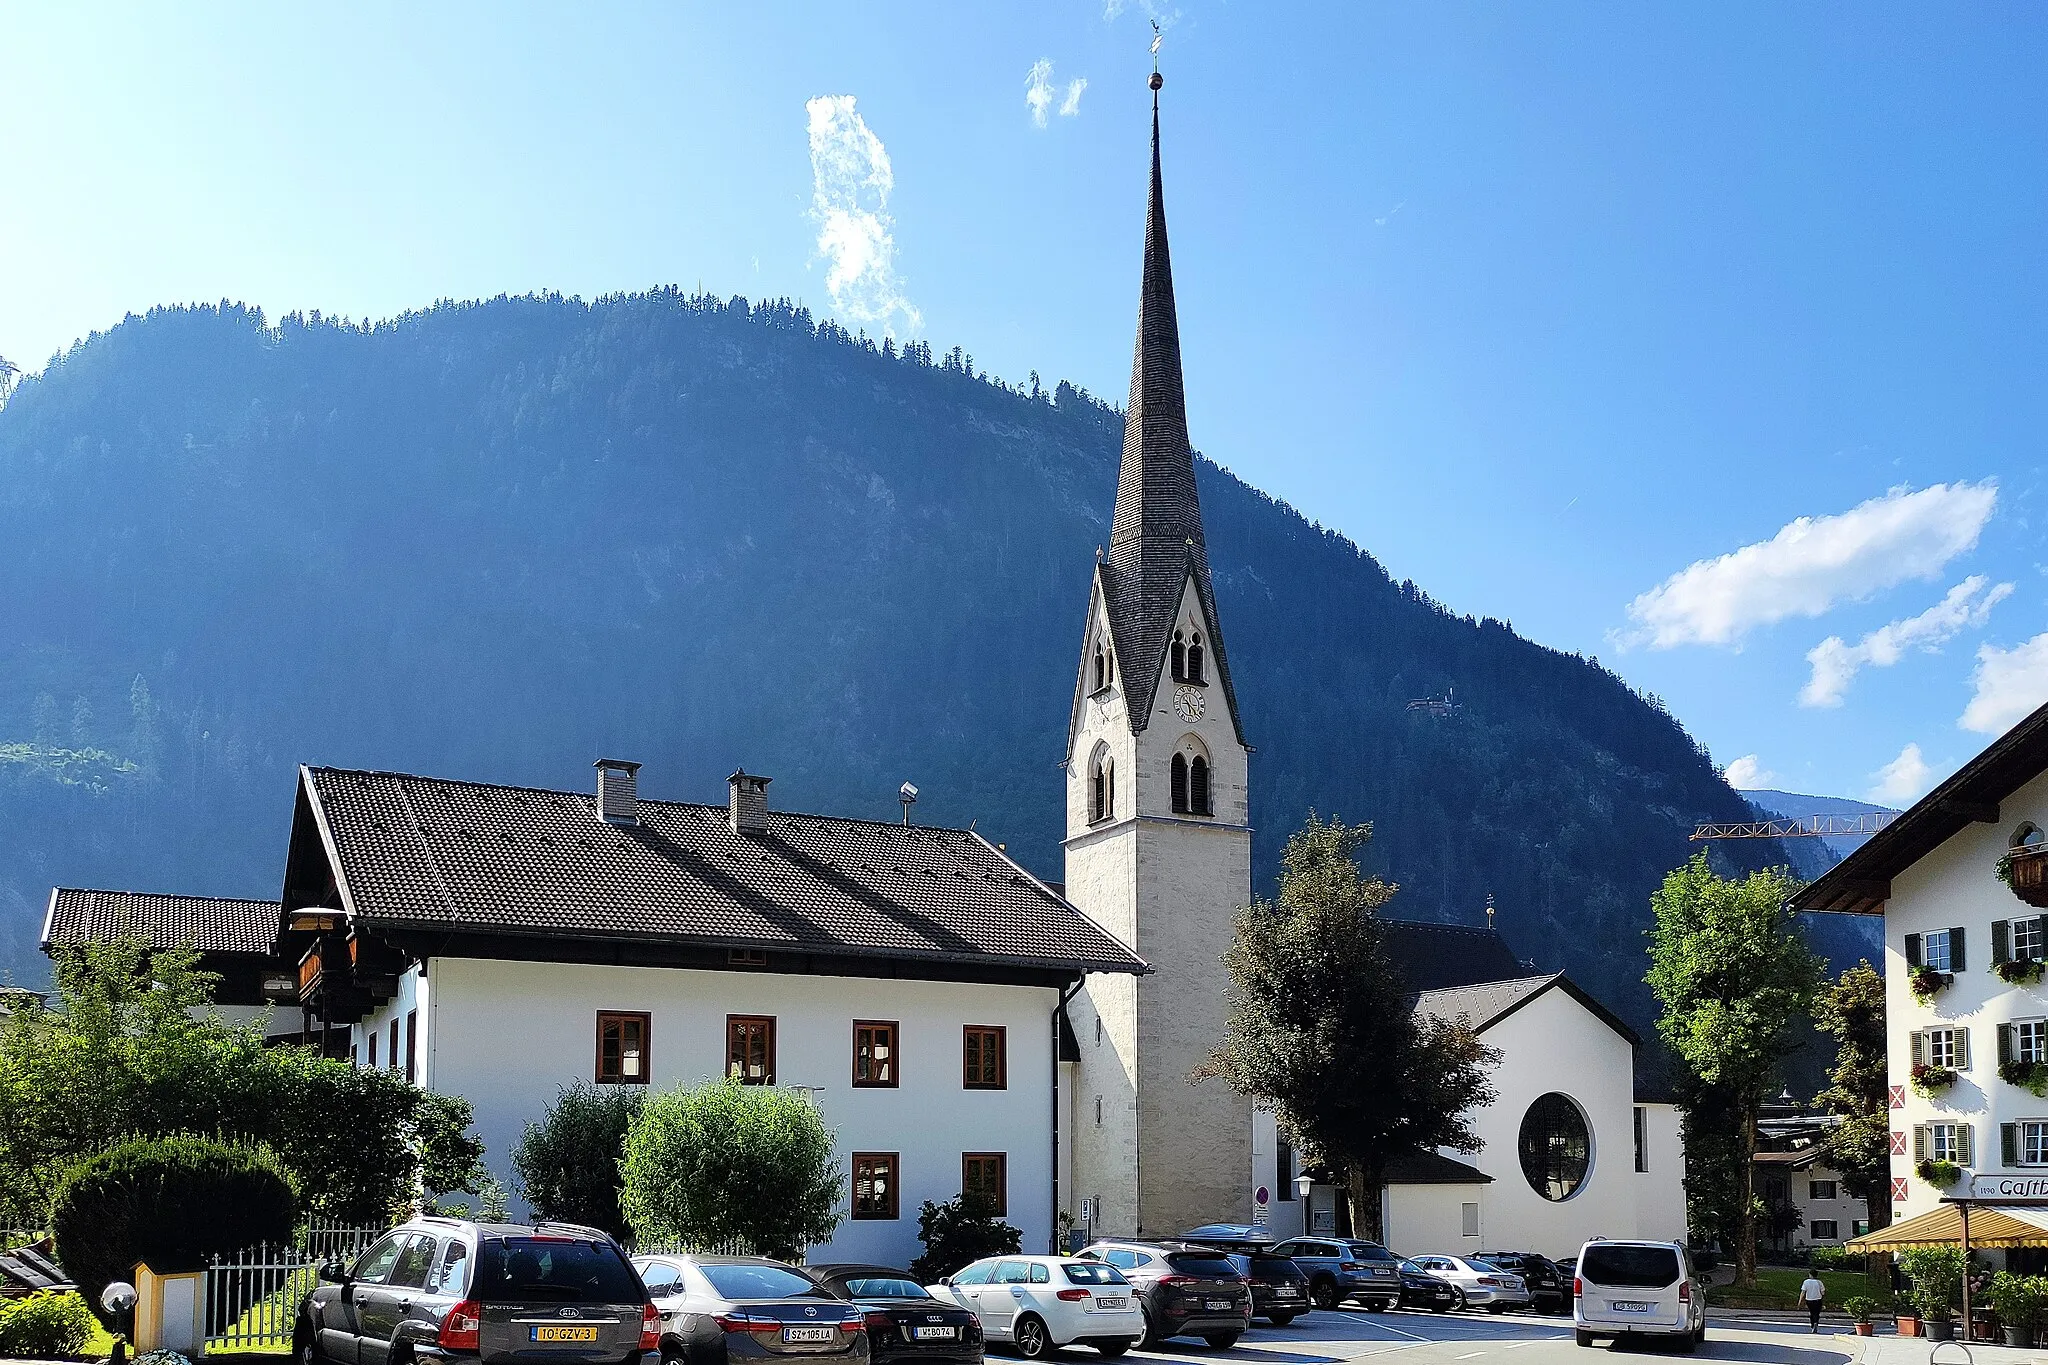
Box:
1706;1267;1892;1311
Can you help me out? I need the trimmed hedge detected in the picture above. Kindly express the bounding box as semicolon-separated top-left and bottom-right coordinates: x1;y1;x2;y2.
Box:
53;1136;296;1327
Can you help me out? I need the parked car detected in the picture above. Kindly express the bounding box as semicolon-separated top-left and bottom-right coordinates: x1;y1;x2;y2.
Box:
1571;1240;1705;1351
633;1253;867;1365
810;1265;981;1365
1472;1251;1568;1313
1076;1241;1252;1348
1267;1237;1400;1311
1175;1229;1311;1327
926;1255;1142;1359
1404;1256;1532;1313
297;1218;657;1365
1393;1262;1459;1313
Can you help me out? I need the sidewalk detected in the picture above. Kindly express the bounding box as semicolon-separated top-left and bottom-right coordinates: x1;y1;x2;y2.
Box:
1850;1332;2048;1363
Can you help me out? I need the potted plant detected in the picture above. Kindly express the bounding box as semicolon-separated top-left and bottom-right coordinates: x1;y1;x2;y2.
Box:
1999;845;2048;907
1911;965;1954;1001
1903;1245;1967;1342
2002;1058;2048;1095
1998;957;2046;986
1917;1157;1963;1187
1988;1272;2039;1347
1912;1062;1959;1097
1843;1296;1881;1337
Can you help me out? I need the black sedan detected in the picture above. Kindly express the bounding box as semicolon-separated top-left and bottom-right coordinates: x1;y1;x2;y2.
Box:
1394;1261;1459;1313
1474;1251;1567;1313
811;1265;982;1365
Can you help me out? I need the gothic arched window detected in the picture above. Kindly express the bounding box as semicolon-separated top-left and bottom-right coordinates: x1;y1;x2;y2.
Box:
1170;630;1186;683
1170;753;1189;813
1093;640;1109;692
1090;750;1115;824
1190;755;1211;816
1186;630;1206;685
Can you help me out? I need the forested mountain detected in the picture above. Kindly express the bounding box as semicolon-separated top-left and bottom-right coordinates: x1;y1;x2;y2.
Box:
0;290;1832;1038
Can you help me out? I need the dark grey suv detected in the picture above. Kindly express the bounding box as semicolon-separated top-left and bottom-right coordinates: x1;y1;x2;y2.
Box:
296;1219;656;1365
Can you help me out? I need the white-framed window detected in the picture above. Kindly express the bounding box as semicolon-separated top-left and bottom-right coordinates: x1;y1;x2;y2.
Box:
1924;929;1954;973
1930;1123;1964;1162
2018;918;2047;962
1926;1027;1960;1069
2025;1121;2048;1167
2019;1020;2048;1064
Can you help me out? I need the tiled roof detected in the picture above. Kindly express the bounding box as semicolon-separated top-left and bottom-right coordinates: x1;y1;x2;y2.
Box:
43;888;281;956
1383;1149;1492;1185
1382;918;1531;992
303;767;1146;975
1413;971;1639;1047
1101;97;1245;745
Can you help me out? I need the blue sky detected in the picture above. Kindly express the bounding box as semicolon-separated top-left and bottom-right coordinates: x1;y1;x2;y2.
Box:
6;3;2048;806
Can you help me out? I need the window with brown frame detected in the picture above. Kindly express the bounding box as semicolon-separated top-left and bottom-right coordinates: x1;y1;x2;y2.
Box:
728;1015;776;1085
597;1012;651;1084
963;1152;1007;1215
854;1021;899;1087
963;1025;1006;1089
852;1152;900;1220
404;1009;418;1084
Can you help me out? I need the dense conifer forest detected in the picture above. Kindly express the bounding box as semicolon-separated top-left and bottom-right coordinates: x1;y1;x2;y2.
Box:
0;290;1871;1038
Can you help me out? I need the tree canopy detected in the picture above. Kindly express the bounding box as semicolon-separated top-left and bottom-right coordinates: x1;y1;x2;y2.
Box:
1814;960;1891;1232
1207;814;1498;1238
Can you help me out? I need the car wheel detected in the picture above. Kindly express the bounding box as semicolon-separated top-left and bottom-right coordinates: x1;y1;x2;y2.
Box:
1013;1314;1055;1360
296;1325;323;1365
1451;1289;1468;1312
1138;1310;1164;1350
1575;1329;1594;1347
1308;1278;1337;1311
1201;1334;1240;1350
1094;1343;1130;1358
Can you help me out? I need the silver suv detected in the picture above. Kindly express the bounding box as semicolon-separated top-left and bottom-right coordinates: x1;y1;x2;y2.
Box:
296;1219;656;1365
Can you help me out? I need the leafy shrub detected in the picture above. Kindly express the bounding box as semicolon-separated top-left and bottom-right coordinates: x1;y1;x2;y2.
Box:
514;1083;643;1239
0;1291;97;1358
907;1194;1021;1283
1840;1295;1882;1323
1902;1245;1968;1323
1809;1245;1849;1271
620;1077;841;1262
52;1136;296;1327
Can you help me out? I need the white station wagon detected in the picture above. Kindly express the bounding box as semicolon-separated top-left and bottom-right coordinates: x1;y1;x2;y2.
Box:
927;1256;1143;1360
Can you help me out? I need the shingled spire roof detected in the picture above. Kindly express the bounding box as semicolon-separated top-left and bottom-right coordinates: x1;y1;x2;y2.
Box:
1100;80;1244;741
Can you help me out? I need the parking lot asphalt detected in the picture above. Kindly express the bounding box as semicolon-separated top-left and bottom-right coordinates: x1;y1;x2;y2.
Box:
1105;1305;1868;1364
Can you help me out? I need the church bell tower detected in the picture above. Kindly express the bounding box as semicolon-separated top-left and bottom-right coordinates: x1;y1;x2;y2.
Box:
1065;69;1254;1238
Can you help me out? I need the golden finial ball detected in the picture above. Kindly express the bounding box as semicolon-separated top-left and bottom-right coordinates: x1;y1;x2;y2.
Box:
1149;72;1163;91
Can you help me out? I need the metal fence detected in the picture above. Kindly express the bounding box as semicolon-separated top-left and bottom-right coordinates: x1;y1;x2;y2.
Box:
205;1226;380;1352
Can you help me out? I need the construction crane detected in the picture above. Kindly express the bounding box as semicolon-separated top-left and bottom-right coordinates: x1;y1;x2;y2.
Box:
1690;812;1897;842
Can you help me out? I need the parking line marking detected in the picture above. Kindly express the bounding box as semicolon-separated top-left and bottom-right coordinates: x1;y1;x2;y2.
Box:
1336;1312;1430;1343
1455;1354;1485;1360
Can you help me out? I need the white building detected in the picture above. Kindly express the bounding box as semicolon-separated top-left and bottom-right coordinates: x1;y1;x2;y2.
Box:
1797;696;2048;1258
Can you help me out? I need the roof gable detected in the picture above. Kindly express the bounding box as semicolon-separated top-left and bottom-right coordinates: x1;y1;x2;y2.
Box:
43;888;281;957
1412;971;1639;1046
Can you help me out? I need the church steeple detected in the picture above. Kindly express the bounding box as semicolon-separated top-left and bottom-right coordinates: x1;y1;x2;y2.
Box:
1099;74;1243;742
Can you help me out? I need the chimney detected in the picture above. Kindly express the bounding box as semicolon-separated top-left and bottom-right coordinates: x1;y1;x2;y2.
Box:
729;768;772;834
595;758;641;825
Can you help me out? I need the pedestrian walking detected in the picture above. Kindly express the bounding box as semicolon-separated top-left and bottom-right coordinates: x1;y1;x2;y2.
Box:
1800;1272;1826;1333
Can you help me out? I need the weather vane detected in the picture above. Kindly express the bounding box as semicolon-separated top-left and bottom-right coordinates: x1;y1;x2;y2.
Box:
1149;18;1164;91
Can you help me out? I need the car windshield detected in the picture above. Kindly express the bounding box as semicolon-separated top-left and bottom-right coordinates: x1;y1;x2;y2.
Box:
1579;1246;1680;1290
839;1276;927;1299
1061;1263;1127;1286
1165;1253;1238;1278
473;1238;643;1303
1347;1243;1391;1260
1399;1261;1425;1275
701;1263;830;1300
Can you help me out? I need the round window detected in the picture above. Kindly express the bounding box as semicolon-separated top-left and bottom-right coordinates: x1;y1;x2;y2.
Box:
1518;1092;1591;1202
2015;823;2044;850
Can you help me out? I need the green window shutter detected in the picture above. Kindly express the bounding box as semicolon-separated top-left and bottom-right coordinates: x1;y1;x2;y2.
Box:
1915;1125;1927;1162
1961;1124;1975;1166
1959;1028;1972;1070
1906;934;1923;968
1953;927;1968;972
1995;919;2012;965
2006;1124;2020;1167
1911;1031;1926;1067
2001;1023;2015;1066
2035;917;2048;958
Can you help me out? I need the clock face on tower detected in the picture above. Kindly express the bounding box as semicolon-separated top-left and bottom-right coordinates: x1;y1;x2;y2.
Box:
1174;685;1205;723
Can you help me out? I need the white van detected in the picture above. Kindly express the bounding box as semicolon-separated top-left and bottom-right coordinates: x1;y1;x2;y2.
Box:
1572;1240;1705;1350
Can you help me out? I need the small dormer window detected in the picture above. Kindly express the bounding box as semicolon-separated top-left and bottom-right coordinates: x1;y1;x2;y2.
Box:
1170;630;1186;683
1186;631;1206;685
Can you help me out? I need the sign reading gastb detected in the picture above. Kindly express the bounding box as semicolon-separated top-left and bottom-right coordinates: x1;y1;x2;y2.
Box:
1968;1174;2048;1199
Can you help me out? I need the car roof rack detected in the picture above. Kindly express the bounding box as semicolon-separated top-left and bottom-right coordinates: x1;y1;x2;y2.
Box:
532;1220;609;1238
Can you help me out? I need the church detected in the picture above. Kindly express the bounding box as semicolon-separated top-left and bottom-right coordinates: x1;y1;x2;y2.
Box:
40;80;1684;1266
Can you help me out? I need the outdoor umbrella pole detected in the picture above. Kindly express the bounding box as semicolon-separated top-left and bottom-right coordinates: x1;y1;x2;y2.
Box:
1961;1203;1972;1338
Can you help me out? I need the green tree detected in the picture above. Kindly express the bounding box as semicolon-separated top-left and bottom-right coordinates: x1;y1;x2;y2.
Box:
907;1194;1021;1282
1814;960;1891;1235
1674;1075;1747;1255
1646;853;1821;1288
513;1083;644;1238
1205;815;1499;1239
620;1076;841;1260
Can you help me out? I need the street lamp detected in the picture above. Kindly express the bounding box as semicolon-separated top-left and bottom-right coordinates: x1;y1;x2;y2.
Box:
1296;1174;1316;1231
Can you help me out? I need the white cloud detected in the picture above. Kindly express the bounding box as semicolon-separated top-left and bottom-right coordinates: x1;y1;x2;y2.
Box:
1621;481;2000;649
1060;78;1087;118
1723;755;1777;790
1800;575;2014;707
1025;60;1055;128
1867;742;1933;804
1961;631;2048;734
804;95;921;336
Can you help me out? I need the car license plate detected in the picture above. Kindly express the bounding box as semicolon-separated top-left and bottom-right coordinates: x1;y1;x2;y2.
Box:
1204;1299;1231;1311
531;1326;601;1343
910;1326;958;1340
1274;1287;1297;1298
785;1326;838;1343
1371;1267;1393;1277
1612;1301;1654;1314
1096;1297;1127;1310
